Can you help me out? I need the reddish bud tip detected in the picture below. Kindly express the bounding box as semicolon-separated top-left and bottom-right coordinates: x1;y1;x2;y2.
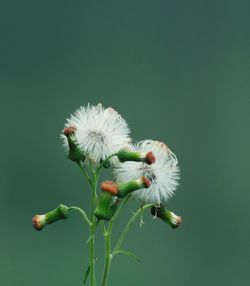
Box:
101;181;118;196
63;126;76;137
32;215;43;231
176;216;183;225
145;152;156;165
141;176;151;188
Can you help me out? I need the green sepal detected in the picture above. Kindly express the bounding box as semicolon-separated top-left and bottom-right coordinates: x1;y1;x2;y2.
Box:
151;206;176;228
45;204;69;225
117;150;142;163
117;180;141;198
67;136;85;162
94;192;119;221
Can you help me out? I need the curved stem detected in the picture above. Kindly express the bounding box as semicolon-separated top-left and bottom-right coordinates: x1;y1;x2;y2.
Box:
77;162;92;187
112;204;152;257
97;153;118;172
68;206;92;227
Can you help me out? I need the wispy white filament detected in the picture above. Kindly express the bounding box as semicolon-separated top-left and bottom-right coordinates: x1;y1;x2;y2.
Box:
114;140;180;205
62;103;131;164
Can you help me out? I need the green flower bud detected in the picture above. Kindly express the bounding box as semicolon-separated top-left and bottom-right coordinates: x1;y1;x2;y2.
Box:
117;150;156;165
63;126;85;162
151;205;182;229
94;191;119;221
100;176;151;198
32;204;69;231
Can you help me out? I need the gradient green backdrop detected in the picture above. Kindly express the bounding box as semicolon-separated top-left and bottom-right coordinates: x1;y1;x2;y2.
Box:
0;1;249;285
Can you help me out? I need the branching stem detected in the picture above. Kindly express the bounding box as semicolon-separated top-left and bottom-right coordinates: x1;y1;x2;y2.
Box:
89;166;99;286
100;196;130;286
112;204;152;257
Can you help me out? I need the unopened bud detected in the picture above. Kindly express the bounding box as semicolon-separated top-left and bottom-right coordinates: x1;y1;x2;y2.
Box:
32;204;69;231
94;191;119;221
117;150;156;165
63;126;76;137
101;176;151;198
63;126;85;162
151;206;182;229
100;181;118;196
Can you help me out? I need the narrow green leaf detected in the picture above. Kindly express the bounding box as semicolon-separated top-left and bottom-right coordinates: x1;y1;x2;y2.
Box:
116;250;141;263
83;265;90;284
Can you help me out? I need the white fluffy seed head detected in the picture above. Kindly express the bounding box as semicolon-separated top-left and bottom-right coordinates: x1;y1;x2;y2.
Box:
114;140;180;206
62;103;131;164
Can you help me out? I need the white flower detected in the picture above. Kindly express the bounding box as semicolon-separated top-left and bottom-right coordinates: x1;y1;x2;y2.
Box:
114;140;179;205
62;103;131;164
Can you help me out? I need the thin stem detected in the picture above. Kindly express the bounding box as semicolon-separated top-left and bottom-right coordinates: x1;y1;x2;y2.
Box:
112;195;130;222
68;206;92;227
112;204;152;257
97;153;118;172
77;161;92;187
89;167;99;286
90;218;97;286
101;196;130;286
101;222;112;286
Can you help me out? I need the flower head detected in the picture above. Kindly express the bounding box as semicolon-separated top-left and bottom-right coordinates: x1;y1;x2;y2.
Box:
62;104;131;164
117;149;156;164
63;126;85;162
151;206;182;229
32;215;47;231
94;190;119;221
101;176;151;198
114;140;179;206
32;204;69;231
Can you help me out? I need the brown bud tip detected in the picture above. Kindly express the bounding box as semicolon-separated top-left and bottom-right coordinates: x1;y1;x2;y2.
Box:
141;176;151;188
145;152;156;165
63;126;76;137
101;181;118;196
176;216;182;225
171;215;182;229
32;215;43;231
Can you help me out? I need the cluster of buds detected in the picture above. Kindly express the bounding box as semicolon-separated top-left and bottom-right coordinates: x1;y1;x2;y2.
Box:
151;205;182;229
117;149;156;165
94;148;156;221
63;126;85;162
32;204;69;231
94;176;151;221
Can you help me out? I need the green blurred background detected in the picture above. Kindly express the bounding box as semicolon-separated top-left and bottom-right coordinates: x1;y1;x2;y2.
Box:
0;0;249;285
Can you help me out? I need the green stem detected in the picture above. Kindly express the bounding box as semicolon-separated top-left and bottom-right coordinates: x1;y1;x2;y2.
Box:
113;195;130;222
101;196;130;286
77;162;92;187
89;167;99;286
112;204;152;257
101;222;113;286
68;206;92;227
97;153;118;172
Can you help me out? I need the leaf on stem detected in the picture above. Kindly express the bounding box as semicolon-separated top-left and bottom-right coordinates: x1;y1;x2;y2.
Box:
115;250;141;263
83;265;90;284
